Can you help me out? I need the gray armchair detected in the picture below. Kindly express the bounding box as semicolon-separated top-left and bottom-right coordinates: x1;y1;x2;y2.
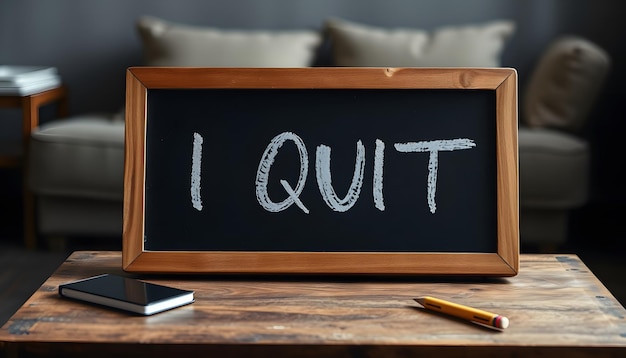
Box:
518;36;610;250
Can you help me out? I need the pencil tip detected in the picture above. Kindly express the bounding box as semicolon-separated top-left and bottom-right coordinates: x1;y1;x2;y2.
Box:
414;297;425;306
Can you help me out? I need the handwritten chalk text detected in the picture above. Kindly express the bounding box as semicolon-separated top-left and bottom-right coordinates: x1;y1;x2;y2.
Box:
191;132;475;214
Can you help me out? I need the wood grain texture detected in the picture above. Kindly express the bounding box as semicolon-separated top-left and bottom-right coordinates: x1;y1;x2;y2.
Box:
122;70;147;269
127;67;512;89
495;69;520;273
1;252;625;357
122;67;519;276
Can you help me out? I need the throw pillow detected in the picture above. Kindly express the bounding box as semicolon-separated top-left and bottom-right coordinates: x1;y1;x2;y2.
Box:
324;18;515;67
523;36;611;132
137;16;322;67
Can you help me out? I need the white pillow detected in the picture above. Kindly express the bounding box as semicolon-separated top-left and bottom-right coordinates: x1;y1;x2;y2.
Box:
325;18;515;67
137;16;322;67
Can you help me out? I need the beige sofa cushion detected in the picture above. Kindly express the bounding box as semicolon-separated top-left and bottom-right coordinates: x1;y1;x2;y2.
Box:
325;18;515;67
523;36;610;132
29;116;125;201
137;16;322;67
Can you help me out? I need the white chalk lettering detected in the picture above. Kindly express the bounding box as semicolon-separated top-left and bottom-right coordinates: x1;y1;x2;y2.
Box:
280;179;310;214
190;132;203;211
316;140;366;212
255;132;309;213
241;133;477;214
394;138;475;213
373;139;385;211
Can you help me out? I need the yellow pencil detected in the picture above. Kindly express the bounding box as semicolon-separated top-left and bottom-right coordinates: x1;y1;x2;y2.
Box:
414;296;509;329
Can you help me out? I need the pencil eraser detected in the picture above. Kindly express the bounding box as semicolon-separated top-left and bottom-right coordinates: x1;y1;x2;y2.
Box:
496;316;509;329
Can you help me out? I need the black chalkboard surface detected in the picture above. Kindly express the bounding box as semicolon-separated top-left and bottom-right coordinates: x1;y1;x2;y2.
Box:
123;68;519;276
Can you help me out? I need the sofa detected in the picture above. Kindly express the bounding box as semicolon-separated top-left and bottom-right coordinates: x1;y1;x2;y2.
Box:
28;16;610;251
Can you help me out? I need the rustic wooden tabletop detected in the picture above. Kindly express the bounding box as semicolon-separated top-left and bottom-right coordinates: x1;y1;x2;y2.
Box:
1;252;625;357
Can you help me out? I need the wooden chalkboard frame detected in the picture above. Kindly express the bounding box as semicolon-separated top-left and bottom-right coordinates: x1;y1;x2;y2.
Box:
123;67;518;276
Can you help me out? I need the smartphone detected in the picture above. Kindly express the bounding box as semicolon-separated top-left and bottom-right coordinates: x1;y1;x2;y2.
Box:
58;274;194;315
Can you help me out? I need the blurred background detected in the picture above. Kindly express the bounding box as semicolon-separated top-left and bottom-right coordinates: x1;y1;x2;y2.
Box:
1;0;625;251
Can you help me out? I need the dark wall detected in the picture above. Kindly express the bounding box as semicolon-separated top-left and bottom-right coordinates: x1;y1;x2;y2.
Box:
1;0;625;240
4;0;619;114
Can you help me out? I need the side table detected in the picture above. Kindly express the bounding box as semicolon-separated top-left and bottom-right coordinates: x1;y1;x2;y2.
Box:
0;86;69;249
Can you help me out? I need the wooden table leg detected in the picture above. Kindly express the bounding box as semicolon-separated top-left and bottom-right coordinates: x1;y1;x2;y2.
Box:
21;96;38;250
19;86;68;250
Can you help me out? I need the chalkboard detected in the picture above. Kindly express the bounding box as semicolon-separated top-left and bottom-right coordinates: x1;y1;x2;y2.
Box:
123;67;519;276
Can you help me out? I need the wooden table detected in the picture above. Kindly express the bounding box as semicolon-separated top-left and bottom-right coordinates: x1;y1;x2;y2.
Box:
1;252;625;357
0;86;69;249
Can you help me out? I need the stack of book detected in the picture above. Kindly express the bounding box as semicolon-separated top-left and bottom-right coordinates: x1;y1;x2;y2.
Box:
0;66;61;96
